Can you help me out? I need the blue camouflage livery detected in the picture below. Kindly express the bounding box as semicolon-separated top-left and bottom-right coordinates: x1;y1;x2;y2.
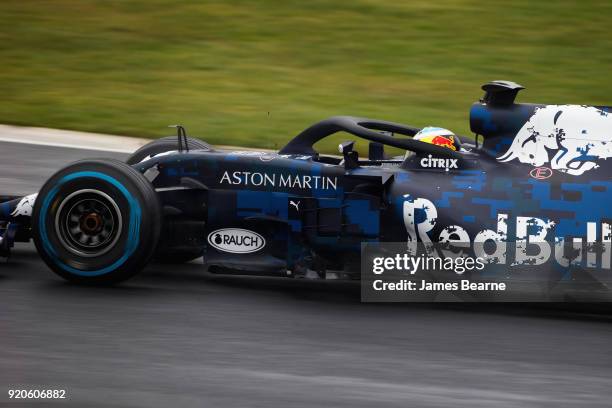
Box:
1;80;611;281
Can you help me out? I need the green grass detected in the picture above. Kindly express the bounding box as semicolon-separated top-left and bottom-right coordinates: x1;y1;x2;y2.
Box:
1;0;611;152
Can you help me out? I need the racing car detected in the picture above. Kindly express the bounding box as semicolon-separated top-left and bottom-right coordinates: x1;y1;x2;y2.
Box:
1;80;611;284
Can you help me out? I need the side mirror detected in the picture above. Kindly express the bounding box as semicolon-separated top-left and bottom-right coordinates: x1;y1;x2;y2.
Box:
338;141;359;170
338;140;355;155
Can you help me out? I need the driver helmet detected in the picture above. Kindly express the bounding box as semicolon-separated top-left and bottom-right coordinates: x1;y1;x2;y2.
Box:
413;127;460;151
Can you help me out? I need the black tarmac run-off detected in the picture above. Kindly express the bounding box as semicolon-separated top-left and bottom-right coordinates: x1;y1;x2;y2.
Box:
1;141;611;407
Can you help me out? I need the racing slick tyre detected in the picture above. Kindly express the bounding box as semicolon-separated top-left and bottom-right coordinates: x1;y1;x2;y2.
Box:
126;136;210;165
32;159;161;284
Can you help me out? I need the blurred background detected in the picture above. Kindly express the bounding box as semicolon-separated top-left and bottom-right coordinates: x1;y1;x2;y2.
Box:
1;0;611;152
2;3;612;407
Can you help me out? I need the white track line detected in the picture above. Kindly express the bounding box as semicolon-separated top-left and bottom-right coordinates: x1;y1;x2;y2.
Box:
0;124;272;153
0;124;150;153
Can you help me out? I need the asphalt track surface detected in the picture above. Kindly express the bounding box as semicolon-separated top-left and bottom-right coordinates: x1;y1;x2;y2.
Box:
0;141;611;407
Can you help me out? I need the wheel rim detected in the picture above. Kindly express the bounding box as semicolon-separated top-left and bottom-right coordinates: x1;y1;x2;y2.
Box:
55;189;123;257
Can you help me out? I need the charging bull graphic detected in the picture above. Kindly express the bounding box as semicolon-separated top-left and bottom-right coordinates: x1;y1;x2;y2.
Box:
431;135;456;150
10;194;37;218
498;105;612;175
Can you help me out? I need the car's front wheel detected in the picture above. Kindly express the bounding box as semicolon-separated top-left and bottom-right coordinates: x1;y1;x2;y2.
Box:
32;159;161;284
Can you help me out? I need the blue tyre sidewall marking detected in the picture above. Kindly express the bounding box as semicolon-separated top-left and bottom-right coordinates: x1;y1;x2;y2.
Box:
39;171;142;277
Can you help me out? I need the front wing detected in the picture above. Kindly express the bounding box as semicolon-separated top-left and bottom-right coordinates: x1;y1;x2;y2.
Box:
0;194;36;257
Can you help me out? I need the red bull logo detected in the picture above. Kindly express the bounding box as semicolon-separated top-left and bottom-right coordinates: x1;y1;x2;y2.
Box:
498;105;612;176
430;135;456;150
